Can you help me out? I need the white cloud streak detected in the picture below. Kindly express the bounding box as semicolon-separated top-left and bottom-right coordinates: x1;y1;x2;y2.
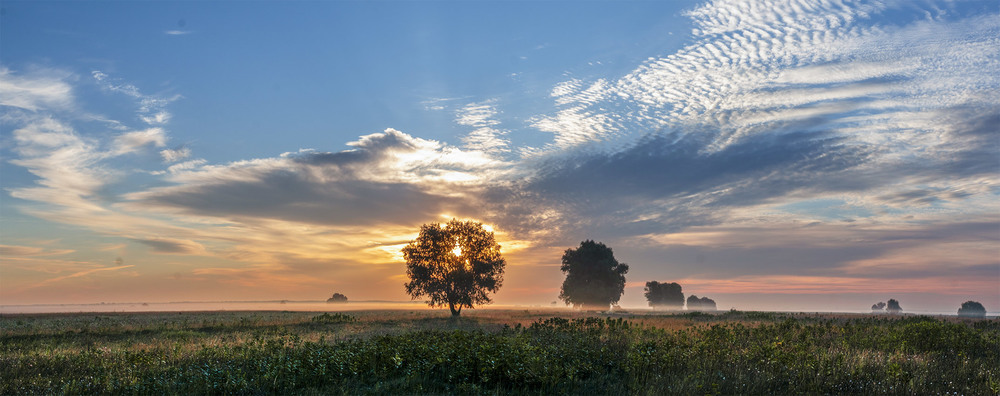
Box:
113;128;167;155
0;67;74;112
160;147;192;163
92;70;180;126
528;0;998;157
456;100;510;155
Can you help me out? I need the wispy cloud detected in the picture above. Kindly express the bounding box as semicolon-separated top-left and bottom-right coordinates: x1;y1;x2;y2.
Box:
113;128;167;155
0;244;74;257
19;264;135;291
8;117;111;205
160;146;192;163
456;100;510;154
528;0;997;156
0;67;74;112
92;70;181;126
130;237;205;254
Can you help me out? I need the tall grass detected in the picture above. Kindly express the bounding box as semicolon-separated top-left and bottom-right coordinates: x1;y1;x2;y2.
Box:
2;311;997;394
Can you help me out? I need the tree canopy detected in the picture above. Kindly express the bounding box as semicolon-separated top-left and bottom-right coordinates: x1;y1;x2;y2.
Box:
558;240;629;310
644;281;684;309
886;298;902;314
326;293;348;303
402;219;505;316
687;295;717;311
871;301;886;312
958;301;986;318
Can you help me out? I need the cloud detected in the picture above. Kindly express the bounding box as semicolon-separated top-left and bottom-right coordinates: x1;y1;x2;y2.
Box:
160;147;192;163
127;129;505;227
18;263;135;291
130;237;205;254
527;0;997;156
141;111;171;125
164;30;192;35
113;128;167;155
8;117;110;204
501;0;998;234
456;100;510;154
0;67;74;112
0;245;74;257
92;70;180;126
497;127;877;243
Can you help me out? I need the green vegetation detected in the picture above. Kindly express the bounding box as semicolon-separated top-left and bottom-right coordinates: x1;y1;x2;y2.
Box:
2;310;997;395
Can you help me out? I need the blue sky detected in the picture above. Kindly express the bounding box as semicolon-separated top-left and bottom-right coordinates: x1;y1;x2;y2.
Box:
2;0;998;312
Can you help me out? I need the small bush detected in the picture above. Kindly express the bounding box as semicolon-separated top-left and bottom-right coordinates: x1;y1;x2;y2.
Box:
310;313;357;324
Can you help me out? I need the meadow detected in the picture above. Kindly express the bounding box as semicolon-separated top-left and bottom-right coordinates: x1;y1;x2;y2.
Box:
2;308;997;395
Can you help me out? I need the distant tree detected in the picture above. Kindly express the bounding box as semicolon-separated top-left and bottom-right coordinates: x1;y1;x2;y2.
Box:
687;295;701;310
698;296;717;311
886;299;902;314
327;293;348;303
558;240;629;311
687;295;717;311
871;301;886;312
403;219;506;317
644;281;684;310
958;301;986;318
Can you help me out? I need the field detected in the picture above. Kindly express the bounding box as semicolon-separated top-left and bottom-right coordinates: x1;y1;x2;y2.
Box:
2;308;998;395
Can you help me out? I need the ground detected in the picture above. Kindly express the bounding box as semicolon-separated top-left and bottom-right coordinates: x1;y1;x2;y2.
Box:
2;308;998;394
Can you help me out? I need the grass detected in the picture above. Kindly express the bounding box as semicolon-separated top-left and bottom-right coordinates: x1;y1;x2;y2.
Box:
2;309;998;394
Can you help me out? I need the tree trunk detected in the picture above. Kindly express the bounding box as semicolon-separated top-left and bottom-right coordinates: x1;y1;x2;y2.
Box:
449;302;461;317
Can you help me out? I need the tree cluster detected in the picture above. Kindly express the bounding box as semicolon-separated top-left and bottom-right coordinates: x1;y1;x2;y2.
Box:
400;221;989;318
886;299;902;314
870;299;902;314
644;281;684;310
958;301;986;318
686;295;717;311
326;293;348;303
400;222;993;318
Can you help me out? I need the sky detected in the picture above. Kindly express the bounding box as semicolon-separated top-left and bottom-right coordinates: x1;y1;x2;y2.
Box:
1;0;998;313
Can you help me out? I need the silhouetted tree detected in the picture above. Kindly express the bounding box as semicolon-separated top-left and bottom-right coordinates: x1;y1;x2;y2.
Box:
871;301;886;312
558;240;629;311
687;295;700;310
403;219;505;316
326;293;348;303
886;298;902;314
699;296;717;311
687;295;717;311
644;281;684;310
958;301;986;318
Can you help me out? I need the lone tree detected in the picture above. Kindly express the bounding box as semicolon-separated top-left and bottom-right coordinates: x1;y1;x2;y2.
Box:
558;240;629;311
644;281;684;310
871;301;886;312
402;219;506;317
326;292;348;303
886;298;902;314
958;301;986;318
687;295;717;311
